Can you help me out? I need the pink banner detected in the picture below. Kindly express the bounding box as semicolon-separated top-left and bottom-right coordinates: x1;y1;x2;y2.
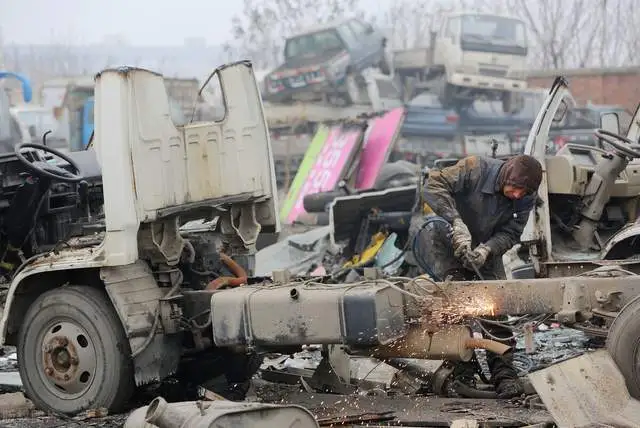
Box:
355;108;406;190
287;126;362;224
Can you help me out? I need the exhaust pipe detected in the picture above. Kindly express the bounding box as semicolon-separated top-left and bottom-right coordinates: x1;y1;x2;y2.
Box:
145;397;190;428
372;325;510;361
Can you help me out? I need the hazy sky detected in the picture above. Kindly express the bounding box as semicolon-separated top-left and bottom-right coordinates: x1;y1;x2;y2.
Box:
1;0;244;46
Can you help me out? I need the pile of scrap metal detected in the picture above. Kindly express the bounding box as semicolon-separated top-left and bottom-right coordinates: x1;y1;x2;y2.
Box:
252;75;640;410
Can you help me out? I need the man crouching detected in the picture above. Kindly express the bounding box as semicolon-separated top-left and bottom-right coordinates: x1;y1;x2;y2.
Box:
409;154;543;398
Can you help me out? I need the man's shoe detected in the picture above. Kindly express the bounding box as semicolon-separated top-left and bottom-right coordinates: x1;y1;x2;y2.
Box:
495;377;524;399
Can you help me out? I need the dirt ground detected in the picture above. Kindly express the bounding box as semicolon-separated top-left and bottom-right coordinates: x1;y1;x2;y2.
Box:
0;386;552;428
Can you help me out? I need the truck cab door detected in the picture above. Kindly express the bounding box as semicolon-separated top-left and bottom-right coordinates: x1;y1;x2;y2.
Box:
347;19;378;70
338;23;365;70
434;17;461;74
521;77;576;263
82;98;94;149
626;103;640;144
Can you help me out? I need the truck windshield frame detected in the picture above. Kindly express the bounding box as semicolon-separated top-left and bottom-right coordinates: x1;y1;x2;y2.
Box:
284;29;346;60
459;14;528;56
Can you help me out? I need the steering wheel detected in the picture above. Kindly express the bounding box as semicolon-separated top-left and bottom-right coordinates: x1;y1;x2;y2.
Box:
595;129;640;159
15;143;84;183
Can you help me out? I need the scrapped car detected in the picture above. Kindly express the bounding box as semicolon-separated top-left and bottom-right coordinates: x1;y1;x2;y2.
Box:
263;18;390;106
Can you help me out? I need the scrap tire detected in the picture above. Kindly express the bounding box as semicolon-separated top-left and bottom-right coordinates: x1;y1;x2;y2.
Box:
606;294;640;399
17;285;135;415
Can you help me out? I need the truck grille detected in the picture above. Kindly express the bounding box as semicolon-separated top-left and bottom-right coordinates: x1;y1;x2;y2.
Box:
479;68;508;78
269;69;327;92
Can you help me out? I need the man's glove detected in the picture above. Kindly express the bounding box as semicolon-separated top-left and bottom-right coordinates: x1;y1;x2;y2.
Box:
466;243;491;269
451;218;472;259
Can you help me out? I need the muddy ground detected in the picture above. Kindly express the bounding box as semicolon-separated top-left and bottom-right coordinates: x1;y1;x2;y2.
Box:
0;325;592;427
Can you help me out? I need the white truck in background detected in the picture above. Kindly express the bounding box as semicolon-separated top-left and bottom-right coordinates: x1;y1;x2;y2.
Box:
259;11;530;126
393;12;529;113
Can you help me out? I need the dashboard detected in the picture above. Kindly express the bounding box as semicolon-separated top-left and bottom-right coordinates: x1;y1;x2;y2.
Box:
547;143;640;197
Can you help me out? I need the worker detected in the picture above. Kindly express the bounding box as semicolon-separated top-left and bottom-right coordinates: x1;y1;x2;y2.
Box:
409;154;543;398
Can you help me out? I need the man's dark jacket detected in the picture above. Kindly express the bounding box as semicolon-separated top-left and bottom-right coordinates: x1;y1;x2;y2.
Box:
422;155;536;257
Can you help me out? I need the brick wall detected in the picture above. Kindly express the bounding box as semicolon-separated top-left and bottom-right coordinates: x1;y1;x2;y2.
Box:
525;67;640;113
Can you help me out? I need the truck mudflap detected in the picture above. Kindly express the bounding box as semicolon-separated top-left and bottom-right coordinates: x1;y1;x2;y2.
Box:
210;282;406;348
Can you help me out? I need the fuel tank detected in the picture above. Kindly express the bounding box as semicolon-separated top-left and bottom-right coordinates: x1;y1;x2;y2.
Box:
211;282;407;348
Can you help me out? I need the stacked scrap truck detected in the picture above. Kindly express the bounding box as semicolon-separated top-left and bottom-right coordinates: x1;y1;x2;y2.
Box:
261;13;532;188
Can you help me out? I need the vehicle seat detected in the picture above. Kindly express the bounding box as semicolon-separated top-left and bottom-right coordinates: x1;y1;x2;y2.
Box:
61;149;102;183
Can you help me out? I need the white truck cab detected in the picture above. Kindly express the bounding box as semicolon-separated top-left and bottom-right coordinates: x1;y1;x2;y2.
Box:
0;61;280;415
394;12;529;113
436;12;528;87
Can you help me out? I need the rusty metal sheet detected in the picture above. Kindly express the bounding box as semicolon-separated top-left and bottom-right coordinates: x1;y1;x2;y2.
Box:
528;349;640;427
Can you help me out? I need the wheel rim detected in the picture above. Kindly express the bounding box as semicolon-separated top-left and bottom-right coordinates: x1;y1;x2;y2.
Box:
37;319;97;398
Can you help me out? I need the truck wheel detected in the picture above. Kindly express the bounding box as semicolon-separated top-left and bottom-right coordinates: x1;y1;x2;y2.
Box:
17;285;135;415
606;294;640;399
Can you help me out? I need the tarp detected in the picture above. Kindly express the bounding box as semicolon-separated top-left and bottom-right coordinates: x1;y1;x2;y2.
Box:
355;107;406;189
279;126;330;222
282;125;363;224
279;107;406;225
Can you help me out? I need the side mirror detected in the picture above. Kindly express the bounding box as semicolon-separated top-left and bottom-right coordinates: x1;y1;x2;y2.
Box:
28;125;37;138
600;112;620;135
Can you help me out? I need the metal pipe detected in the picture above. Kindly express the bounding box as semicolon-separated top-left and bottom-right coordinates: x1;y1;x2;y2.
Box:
424;275;640;317
145;397;190;428
372;325;510;362
464;338;510;355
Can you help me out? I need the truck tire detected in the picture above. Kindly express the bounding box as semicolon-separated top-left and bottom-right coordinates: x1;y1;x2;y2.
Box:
17;285;135;415
606;294;640;399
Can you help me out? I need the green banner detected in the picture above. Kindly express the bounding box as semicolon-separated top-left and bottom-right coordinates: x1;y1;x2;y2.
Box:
279;125;330;221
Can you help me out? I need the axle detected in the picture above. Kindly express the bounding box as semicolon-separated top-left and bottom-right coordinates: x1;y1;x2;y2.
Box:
203;267;639;354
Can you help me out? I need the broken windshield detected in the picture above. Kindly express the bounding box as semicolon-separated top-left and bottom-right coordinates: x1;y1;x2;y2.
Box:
284;29;345;60
461;15;527;54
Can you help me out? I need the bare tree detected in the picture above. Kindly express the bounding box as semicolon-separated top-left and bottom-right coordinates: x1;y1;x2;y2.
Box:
225;0;366;69
380;0;467;50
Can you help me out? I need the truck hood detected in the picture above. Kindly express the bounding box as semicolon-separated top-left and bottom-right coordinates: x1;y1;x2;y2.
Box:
270;50;344;77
